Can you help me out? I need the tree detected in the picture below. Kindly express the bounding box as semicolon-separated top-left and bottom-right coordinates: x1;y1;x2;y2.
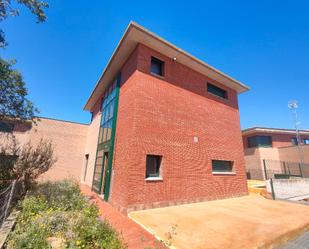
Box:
0;58;38;122
0;0;48;121
0;0;49;48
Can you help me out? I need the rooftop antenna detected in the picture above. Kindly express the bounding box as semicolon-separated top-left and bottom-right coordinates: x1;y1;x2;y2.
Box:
288;100;304;167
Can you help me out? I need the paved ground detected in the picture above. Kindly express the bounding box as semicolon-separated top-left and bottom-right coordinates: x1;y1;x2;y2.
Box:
80;184;166;249
129;194;309;249
280;231;309;249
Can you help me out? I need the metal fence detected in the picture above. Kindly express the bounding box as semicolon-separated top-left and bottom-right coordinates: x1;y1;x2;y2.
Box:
263;159;309;180
246;160;309;180
0;180;22;227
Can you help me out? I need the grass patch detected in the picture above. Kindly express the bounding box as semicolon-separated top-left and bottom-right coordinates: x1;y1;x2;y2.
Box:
6;179;127;249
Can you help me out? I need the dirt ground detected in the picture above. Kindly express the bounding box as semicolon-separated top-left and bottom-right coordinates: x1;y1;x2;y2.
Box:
129;195;309;249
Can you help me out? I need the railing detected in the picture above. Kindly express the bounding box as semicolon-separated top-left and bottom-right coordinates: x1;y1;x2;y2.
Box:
0;180;17;227
263;160;309;180
246;160;309;180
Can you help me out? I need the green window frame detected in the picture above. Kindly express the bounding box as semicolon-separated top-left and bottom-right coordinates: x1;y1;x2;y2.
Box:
92;73;121;200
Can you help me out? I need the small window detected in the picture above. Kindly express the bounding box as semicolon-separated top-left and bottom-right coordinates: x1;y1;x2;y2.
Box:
0;121;14;132
291;137;298;145
151;57;164;76
207;83;228;99
146;155;162;178
212;160;233;173
83;154;89;181
292;137;309;145
247;136;272;148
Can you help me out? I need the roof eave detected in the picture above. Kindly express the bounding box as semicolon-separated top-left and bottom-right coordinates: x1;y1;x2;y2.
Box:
84;22;250;111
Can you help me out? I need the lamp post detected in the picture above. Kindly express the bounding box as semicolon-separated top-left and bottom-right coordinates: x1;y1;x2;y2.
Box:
288;100;304;167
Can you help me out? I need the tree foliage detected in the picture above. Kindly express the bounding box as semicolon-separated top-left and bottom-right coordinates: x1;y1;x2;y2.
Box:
0;0;48;122
0;0;49;47
0;58;38;122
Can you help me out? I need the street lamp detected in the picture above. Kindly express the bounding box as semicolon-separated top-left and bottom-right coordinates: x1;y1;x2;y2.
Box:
288;100;304;167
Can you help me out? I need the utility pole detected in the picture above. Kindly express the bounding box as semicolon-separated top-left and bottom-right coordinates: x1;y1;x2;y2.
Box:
288;100;305;167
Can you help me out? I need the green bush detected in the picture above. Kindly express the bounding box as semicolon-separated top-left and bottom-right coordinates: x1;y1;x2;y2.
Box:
7;179;126;249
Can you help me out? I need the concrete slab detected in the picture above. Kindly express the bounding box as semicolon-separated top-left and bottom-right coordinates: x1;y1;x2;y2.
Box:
129;195;309;249
280;231;309;249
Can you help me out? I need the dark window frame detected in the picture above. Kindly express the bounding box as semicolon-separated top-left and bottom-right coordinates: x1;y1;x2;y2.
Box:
292;137;309;145
145;155;162;179
207;83;228;99
212;160;234;173
247;136;272;148
150;57;164;77
291;137;298;145
303;138;309;145
0;121;14;133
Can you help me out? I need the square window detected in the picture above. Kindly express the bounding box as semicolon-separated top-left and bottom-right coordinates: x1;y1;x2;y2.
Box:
146;155;162;178
151;57;164;76
212;160;233;173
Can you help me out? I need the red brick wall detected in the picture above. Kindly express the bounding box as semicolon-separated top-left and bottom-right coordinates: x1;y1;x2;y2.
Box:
110;44;248;212
243;133;309;149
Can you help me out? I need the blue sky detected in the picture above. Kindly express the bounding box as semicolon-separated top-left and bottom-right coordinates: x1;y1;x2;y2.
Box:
2;0;309;129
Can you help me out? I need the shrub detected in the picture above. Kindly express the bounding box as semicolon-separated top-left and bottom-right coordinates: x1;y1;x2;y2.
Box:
0;135;56;191
7;180;126;249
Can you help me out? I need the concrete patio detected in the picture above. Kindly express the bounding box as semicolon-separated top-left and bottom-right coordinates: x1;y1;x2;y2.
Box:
129;194;309;249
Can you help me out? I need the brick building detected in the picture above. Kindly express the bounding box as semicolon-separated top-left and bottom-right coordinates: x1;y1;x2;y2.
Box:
82;22;250;213
243;127;309;180
0;117;88;181
1;22;250;213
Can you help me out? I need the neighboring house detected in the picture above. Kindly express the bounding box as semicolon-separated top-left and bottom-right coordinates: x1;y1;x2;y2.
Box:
243;127;309;180
82;22;250;213
0;117;88;181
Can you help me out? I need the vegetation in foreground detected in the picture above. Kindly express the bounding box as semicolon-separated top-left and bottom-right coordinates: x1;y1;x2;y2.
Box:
6;179;127;249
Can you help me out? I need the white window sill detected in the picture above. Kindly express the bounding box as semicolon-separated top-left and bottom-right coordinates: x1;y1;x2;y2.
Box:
145;177;163;181
212;172;236;175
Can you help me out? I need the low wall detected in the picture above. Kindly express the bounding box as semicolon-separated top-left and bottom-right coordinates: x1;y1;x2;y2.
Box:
267;178;309;200
278;145;309;163
0;117;89;182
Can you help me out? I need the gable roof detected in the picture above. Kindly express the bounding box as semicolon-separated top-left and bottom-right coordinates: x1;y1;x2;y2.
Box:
84;21;250;111
242;127;309;136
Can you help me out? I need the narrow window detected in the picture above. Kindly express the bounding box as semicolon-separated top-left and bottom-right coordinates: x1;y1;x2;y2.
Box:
247;136;272;148
146;155;162;178
207;83;228;99
0;121;14;132
83;154;89;181
212;160;233;173
151;57;164;76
